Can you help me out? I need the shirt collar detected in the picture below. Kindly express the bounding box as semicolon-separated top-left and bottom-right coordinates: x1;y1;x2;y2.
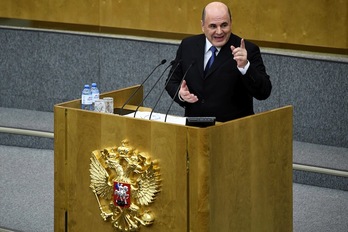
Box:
205;38;221;54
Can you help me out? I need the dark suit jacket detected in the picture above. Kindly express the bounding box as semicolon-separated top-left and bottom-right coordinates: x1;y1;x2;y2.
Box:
166;33;272;122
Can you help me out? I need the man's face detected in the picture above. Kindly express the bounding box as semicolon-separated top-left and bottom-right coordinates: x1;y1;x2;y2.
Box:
201;6;231;47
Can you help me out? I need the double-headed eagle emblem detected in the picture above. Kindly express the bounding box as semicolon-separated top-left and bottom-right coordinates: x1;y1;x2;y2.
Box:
89;140;161;231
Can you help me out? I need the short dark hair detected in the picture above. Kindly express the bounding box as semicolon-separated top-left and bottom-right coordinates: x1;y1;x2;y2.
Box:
201;5;232;24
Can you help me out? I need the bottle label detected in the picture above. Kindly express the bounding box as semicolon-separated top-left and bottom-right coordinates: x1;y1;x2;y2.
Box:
92;93;100;102
82;95;93;104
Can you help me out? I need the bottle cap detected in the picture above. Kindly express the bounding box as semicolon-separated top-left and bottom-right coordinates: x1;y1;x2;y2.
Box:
92;83;97;87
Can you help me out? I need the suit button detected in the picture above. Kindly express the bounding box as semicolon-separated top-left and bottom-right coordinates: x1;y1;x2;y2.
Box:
201;99;205;104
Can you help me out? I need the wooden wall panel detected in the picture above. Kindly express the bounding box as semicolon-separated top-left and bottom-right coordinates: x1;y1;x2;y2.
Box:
230;0;347;49
49;0;99;24
0;0;49;20
0;0;346;50
99;0;208;33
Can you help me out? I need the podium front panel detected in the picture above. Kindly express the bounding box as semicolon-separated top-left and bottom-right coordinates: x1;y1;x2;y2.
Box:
54;87;189;232
55;87;293;232
187;106;293;232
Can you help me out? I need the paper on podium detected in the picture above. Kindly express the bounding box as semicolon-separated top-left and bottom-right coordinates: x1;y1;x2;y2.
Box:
124;111;186;125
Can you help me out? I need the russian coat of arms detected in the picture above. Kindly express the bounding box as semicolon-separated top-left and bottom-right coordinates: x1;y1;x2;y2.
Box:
89;140;161;231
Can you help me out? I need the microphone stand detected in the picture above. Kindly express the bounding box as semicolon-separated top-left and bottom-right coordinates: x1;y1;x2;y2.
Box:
149;60;181;120
164;61;195;122
116;59;166;115
133;61;174;118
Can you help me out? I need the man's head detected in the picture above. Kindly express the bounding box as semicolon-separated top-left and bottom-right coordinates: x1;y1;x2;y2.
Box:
201;2;232;47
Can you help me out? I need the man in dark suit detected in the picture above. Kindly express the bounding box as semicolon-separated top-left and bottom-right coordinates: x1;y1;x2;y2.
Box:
165;1;272;122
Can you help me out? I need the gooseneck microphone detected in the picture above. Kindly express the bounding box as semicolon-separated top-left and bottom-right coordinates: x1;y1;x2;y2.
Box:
149;60;181;120
133;60;175;117
117;59;166;115
164;61;195;122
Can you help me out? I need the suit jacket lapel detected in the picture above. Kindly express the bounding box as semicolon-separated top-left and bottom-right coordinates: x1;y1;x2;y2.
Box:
195;35;205;79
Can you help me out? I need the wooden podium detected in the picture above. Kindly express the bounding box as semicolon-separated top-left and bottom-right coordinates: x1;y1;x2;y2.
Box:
54;86;293;232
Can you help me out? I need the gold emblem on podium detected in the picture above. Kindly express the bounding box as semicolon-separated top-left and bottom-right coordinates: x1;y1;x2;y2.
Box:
89;140;161;231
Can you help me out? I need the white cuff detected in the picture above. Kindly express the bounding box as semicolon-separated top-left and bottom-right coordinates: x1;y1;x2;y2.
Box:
238;61;250;75
178;94;185;102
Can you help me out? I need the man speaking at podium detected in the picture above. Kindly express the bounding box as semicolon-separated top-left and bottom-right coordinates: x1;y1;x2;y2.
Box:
165;2;272;122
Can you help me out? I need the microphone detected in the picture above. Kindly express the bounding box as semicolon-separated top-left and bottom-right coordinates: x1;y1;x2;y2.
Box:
115;59;167;115
133;60;175;117
149;60;181;120
164;61;195;122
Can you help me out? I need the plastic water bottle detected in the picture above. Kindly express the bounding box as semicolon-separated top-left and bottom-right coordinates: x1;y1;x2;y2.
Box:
81;84;93;110
91;82;100;110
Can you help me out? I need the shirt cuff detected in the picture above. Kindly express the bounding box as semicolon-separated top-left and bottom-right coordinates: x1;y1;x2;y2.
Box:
178;94;185;102
238;61;250;75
